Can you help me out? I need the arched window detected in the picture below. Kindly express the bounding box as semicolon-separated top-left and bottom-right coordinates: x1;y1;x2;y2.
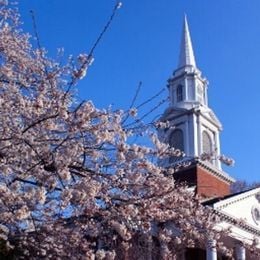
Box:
169;129;184;151
169;129;184;163
176;85;183;102
202;131;212;154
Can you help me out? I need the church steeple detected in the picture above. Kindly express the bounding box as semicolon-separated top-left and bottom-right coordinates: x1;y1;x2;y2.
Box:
162;15;224;170
178;15;196;68
159;15;234;198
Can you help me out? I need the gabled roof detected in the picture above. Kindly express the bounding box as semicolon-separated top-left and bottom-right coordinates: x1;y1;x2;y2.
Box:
194;106;223;130
207;110;222;128
203;187;260;239
202;187;259;206
160;106;188;120
204;187;260;208
161;105;223;130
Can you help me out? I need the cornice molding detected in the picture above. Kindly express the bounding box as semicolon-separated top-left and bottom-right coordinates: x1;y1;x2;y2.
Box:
196;159;235;184
214;209;260;237
213;188;260;210
174;158;235;184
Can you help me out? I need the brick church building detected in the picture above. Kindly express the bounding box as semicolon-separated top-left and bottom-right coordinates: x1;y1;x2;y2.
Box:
159;16;260;260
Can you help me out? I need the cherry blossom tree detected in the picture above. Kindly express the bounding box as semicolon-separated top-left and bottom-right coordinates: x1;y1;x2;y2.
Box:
0;1;258;259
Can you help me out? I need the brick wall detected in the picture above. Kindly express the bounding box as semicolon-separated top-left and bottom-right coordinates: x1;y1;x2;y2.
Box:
196;166;230;198
173;163;230;198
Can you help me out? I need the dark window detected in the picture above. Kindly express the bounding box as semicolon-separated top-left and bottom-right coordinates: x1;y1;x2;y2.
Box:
185;248;206;260
177;85;183;102
185;248;229;260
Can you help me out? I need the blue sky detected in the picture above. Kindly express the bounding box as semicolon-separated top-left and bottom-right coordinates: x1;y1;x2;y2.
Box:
18;0;260;183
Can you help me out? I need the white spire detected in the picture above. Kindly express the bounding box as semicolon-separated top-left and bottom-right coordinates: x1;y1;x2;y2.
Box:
178;15;196;68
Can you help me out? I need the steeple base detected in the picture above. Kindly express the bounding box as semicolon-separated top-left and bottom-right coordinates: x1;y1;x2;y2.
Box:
173;160;234;199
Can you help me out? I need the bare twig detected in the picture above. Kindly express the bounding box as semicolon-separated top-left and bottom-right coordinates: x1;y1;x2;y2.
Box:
122;81;142;124
129;81;142;109
30;10;42;50
88;1;122;57
136;88;165;110
63;2;122;100
124;98;167;128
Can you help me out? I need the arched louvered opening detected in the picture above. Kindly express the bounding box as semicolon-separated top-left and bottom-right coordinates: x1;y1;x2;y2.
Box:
202;131;213;163
169;129;184;163
202;131;212;154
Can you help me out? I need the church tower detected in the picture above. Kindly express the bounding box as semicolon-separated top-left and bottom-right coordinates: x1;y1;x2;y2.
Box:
160;16;234;198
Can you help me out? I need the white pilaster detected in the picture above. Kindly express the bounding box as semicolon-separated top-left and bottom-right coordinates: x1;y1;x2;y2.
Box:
205;86;208;106
160;241;169;260
206;239;217;260
185;120;190;155
146;235;153;260
215;131;222;169
184;77;188;101
192;114;198;156
235;242;246;260
197;114;202;155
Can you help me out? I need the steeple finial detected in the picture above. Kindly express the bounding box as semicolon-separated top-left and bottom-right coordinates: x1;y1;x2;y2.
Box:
178;15;196;68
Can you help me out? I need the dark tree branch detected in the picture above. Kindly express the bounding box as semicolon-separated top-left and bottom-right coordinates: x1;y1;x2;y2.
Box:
22;113;58;134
